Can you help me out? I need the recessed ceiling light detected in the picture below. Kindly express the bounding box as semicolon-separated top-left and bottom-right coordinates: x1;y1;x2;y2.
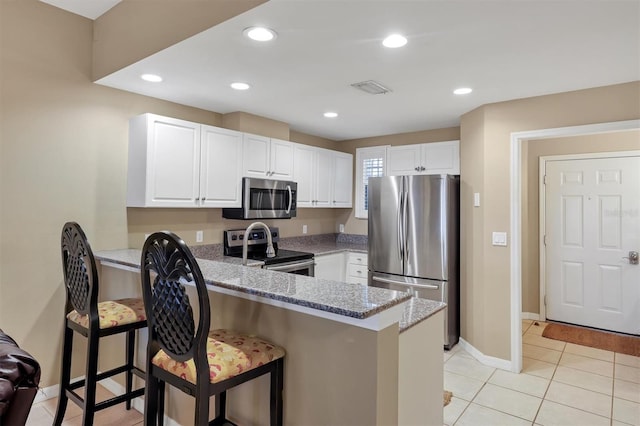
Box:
140;73;162;83
243;26;277;42
324;112;338;118
454;87;473;95
230;82;251;90
382;34;407;48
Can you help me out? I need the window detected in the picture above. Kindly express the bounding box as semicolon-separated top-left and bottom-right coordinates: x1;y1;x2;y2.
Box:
355;146;388;219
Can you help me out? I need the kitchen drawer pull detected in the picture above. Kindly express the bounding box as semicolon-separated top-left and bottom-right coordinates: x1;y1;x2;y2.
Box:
372;276;439;290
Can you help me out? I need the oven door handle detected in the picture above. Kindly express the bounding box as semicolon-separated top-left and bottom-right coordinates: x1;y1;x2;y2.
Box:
264;259;315;271
285;184;292;214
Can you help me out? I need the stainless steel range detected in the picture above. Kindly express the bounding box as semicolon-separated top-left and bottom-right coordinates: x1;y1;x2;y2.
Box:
224;227;315;276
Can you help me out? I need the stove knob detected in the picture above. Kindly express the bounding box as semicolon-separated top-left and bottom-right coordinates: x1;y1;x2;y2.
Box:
239;234;244;240
231;235;237;241
272;232;278;238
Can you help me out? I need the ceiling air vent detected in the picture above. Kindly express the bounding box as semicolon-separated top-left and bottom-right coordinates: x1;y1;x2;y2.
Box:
350;80;392;95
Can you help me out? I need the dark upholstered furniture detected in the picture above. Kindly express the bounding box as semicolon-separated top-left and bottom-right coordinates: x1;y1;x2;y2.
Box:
54;222;146;426
0;329;41;425
141;231;285;426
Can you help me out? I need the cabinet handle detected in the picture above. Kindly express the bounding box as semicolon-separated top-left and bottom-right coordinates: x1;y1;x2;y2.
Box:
414;167;419;171
202;197;206;201
333;200;336;204
420;166;426;171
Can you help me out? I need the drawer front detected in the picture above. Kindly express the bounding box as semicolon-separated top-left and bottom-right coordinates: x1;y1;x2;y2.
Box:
348;253;368;266
346;276;368;286
347;263;367;278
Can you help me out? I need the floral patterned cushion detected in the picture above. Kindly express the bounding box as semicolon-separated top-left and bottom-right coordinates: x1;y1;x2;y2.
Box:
66;298;146;329
151;329;285;384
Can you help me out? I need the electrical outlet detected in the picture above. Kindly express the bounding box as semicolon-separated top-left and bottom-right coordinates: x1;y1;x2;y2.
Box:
196;230;203;243
302;225;308;234
339;224;345;233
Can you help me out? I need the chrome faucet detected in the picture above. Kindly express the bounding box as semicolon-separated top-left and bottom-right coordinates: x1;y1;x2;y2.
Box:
242;221;276;266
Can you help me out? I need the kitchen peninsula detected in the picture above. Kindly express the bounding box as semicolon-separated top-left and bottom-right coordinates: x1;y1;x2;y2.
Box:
95;248;446;426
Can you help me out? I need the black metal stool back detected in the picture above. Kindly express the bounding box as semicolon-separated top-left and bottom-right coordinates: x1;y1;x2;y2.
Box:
54;222;146;426
141;231;210;373
61;222;99;322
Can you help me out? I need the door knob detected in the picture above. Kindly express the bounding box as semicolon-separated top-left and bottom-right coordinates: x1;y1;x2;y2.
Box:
623;251;639;265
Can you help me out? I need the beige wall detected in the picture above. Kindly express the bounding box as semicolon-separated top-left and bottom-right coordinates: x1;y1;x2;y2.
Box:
460;82;640;360
338;127;461;235
521;130;640;314
0;0;338;386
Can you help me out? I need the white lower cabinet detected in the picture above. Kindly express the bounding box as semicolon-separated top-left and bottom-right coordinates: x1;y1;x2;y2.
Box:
346;252;368;285
314;252;345;281
315;251;368;284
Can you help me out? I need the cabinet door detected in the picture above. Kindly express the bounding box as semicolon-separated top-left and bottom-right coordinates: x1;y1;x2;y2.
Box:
314;148;333;207
270;138;294;180
386;145;422;175
422;140;460;175
200;126;243;207
293;144;315;207
144;115;201;207
242;133;270;178
314;252;345;281
332;152;353;207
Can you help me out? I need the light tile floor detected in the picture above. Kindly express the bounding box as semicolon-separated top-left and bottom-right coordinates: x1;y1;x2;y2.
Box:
444;320;640;426
26;320;640;425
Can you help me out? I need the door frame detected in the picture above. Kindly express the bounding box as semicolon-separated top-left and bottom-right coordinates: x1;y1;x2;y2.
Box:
538;151;640;322
509;119;639;373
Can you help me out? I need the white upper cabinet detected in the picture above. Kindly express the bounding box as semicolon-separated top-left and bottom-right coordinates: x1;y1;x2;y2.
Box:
293;143;316;207
387;140;459;176
242;134;294;180
294;145;352;208
127;114;243;208
332;151;353;207
199;125;243;207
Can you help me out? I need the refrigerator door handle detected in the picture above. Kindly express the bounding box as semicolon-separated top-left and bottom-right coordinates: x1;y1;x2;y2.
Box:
372;275;440;290
397;191;404;262
403;190;409;259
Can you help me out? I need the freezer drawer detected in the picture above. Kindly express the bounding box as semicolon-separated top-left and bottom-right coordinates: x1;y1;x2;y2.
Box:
369;272;459;349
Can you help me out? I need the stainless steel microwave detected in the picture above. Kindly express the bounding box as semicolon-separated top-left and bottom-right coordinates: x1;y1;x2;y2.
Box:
222;177;297;219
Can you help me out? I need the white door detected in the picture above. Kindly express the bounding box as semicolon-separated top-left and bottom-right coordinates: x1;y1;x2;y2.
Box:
242;133;270;178
269;138;294;180
545;156;640;334
293;144;315;207
386;145;421;175
332;152;353;207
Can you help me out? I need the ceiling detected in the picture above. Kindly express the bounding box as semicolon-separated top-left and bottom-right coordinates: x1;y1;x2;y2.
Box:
40;0;120;20
48;0;640;141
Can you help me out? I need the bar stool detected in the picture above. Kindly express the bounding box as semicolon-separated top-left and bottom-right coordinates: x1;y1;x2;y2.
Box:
140;231;285;426
54;222;146;425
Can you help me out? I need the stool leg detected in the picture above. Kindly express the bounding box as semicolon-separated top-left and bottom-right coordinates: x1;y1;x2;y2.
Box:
144;375;159;426
270;358;284;426
157;380;165;426
125;329;135;410
53;325;73;426
214;390;227;421
82;330;99;426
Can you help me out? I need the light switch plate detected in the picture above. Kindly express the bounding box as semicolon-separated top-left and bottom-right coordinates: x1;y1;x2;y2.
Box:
492;232;508;246
196;230;203;243
339;224;345;233
474;192;481;207
302;225;308;234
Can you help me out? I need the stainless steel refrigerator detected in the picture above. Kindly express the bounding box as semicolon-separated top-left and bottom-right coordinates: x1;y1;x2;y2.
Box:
368;174;459;348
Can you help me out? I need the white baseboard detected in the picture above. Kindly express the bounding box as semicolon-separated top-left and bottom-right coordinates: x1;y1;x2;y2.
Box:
458;338;512;371
521;312;541;321
34;383;60;404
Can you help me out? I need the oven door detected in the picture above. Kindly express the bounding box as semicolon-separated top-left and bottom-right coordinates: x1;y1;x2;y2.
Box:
263;259;315;276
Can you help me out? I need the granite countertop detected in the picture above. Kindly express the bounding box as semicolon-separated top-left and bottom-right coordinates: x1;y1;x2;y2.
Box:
95;249;410;321
399;298;447;333
278;233;368;255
